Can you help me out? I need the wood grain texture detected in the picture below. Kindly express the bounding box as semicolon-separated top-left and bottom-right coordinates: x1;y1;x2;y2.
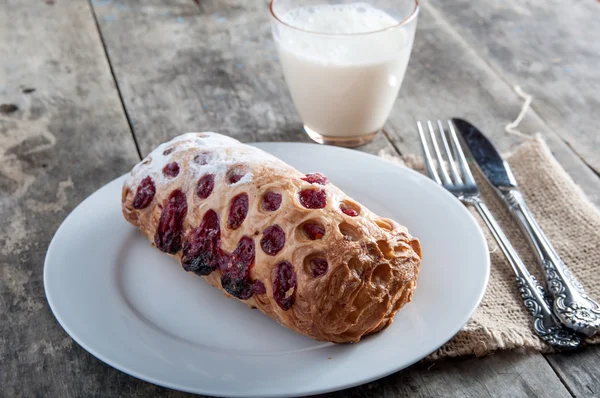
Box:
422;0;600;175
547;348;600;397
0;0;139;396
321;351;571;398
89;0;319;153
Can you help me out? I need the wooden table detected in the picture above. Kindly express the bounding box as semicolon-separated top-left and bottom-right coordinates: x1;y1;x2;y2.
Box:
2;0;599;396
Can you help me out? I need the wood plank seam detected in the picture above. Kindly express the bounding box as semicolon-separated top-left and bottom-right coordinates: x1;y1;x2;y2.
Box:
545;358;577;398
421;0;600;184
86;0;142;160
1;0;143;394
381;127;405;156
562;139;600;180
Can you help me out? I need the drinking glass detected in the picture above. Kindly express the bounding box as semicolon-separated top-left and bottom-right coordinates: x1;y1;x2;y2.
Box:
270;0;419;147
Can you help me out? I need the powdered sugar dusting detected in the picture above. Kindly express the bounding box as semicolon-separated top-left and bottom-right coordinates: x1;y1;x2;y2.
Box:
126;132;291;191
231;172;254;186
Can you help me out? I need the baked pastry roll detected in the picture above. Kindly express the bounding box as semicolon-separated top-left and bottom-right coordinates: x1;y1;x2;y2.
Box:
122;132;421;343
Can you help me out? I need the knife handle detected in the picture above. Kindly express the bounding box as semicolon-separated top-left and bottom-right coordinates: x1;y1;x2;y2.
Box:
471;199;581;348
502;189;600;336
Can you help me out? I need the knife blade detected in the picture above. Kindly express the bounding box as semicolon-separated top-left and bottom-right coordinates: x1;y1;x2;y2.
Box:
452;117;600;337
451;118;517;190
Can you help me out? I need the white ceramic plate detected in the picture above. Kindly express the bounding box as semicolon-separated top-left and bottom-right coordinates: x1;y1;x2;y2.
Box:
44;142;489;397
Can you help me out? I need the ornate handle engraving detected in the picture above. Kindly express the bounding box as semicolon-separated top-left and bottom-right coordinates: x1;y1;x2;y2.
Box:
516;275;581;348
504;190;600;337
542;259;600;335
472;200;581;348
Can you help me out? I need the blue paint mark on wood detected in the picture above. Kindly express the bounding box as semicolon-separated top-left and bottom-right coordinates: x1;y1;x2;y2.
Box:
211;13;228;23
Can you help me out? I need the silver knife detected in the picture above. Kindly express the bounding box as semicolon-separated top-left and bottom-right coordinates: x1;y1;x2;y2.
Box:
453;118;600;337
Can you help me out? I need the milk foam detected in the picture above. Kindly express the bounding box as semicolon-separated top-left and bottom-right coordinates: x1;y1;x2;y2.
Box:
276;3;405;65
281;3;399;34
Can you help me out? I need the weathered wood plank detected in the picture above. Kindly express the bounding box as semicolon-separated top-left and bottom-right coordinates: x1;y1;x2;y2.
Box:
321;351;571;398
89;1;575;397
422;0;600;175
0;0;140;396
89;0;304;152
547;347;600;397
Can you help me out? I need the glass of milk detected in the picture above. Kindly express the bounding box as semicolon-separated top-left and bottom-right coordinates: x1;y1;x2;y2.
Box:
270;0;419;147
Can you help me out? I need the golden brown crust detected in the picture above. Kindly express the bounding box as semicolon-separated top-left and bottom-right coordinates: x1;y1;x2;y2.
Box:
122;133;421;343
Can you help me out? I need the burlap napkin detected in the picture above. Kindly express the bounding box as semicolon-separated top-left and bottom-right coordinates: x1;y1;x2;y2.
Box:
393;137;600;359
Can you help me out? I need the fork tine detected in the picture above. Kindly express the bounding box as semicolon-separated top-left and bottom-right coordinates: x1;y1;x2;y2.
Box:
438;120;463;184
427;121;452;185
448;120;477;186
417;121;441;184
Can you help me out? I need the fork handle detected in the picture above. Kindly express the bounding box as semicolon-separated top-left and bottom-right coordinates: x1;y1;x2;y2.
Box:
469;199;581;348
501;190;600;336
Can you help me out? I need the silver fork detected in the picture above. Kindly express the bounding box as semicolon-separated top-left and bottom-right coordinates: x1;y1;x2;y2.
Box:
417;120;581;349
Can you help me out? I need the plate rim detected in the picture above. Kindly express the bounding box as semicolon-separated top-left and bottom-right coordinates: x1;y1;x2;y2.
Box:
44;141;490;397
